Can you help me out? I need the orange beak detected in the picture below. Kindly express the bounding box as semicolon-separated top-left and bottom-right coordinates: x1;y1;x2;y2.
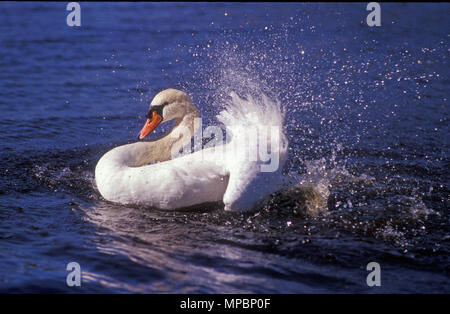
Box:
138;111;163;140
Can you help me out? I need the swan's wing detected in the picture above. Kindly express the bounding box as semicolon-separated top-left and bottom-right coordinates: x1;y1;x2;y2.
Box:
222;160;285;211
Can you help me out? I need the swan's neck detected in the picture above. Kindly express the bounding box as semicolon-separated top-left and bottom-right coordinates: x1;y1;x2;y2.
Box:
110;111;199;168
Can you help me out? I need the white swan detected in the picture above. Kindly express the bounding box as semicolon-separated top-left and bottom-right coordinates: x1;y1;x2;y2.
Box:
95;88;288;211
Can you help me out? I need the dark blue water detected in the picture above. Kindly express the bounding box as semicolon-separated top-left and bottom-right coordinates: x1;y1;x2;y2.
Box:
0;2;449;293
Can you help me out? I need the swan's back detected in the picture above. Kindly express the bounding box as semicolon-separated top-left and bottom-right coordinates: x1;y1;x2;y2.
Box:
96;144;230;209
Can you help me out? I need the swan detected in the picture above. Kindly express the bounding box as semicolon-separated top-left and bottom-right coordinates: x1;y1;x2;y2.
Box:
95;88;288;211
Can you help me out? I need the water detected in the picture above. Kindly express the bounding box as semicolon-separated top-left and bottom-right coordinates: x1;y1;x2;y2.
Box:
0;2;449;293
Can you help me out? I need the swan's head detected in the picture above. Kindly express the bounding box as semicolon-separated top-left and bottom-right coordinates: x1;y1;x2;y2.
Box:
138;88;196;140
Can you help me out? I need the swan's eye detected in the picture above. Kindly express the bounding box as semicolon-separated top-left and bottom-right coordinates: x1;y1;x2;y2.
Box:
162;101;169;106
146;105;165;119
